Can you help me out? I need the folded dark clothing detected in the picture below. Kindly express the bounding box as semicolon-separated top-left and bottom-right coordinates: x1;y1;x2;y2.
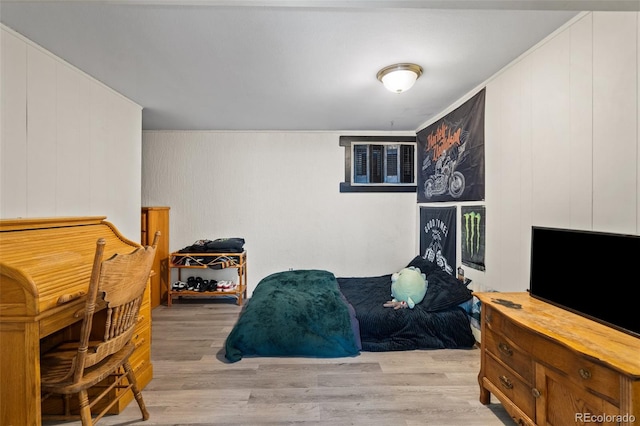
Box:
179;245;204;253
177;238;245;254
205;238;245;253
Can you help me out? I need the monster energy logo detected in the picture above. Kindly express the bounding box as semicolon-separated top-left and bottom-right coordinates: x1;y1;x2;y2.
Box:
464;211;482;256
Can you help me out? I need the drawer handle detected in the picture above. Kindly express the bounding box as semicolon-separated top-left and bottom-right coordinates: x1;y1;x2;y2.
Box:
57;291;86;305
498;342;513;356
579;368;592;380
134;337;146;349
134;360;146;373
499;375;514;390
532;388;541;398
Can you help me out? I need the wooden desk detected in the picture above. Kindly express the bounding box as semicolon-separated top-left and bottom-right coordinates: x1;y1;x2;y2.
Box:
0;217;153;426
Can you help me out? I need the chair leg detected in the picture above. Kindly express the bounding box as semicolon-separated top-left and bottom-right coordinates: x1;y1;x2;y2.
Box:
78;389;93;426
124;361;150;420
63;394;71;416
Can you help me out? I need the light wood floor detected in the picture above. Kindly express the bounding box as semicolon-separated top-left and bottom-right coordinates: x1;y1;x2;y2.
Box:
45;298;513;426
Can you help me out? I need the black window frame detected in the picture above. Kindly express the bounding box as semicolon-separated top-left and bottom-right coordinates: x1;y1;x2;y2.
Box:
339;135;417;193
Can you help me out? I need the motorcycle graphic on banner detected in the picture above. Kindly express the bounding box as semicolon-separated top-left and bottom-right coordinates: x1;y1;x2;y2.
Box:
417;88;485;203
423;142;467;199
419;206;457;276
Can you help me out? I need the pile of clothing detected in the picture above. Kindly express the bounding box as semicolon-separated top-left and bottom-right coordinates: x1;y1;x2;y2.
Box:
172;238;245;269
178;238;245;253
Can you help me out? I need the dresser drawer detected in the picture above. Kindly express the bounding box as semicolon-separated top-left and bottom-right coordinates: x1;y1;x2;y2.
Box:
485;353;536;419
483;326;534;384
131;324;150;352
484;305;535;347
531;337;621;403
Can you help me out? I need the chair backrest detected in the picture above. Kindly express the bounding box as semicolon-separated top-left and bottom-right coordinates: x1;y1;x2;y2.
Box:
73;232;160;383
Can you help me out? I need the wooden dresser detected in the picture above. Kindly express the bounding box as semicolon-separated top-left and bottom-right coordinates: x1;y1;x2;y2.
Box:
141;206;170;308
475;292;640;426
0;217;153;426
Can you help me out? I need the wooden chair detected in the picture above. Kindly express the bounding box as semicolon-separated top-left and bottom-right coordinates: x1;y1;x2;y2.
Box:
40;232;160;425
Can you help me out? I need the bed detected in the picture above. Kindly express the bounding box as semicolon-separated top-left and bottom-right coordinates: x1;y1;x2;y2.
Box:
224;256;475;362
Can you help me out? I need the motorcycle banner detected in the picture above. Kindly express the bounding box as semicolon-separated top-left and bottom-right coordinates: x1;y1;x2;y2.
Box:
417;88;485;203
420;206;457;276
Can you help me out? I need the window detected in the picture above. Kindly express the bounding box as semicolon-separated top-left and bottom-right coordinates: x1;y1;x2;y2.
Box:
340;136;416;193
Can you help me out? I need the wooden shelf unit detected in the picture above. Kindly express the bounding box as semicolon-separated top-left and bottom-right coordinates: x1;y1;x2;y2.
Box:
167;251;247;307
475;292;640;426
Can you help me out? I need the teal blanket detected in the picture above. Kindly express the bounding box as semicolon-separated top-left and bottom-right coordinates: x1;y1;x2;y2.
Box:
225;270;361;362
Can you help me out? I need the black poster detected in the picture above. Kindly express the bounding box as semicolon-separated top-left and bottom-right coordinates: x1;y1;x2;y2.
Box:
420;206;457;276
461;205;486;271
417;88;485;203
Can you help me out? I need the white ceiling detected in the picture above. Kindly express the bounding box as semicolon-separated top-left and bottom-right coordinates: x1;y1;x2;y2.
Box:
0;1;636;131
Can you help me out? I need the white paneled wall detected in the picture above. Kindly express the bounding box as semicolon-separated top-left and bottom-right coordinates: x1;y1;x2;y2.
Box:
6;10;635;298
592;12;637;233
142;131;417;295
568;13;593;231
449;11;639;292
0;25;142;239
1;28;28;218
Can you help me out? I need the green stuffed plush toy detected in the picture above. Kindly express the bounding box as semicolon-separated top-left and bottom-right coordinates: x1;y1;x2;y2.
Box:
383;266;428;309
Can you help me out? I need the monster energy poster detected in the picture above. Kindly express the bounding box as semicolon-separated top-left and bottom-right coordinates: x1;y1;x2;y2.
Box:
461;205;486;271
417;88;485;203
420;206;457;276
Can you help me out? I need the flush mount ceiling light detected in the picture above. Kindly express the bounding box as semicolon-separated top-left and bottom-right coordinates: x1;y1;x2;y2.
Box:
376;63;423;94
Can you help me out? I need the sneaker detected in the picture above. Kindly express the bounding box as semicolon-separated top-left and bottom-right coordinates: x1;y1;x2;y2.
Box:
186;276;198;291
206;279;217;292
187;276;196;290
172;281;186;292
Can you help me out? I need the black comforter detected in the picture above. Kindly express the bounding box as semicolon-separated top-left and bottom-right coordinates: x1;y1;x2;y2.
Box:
338;270;475;352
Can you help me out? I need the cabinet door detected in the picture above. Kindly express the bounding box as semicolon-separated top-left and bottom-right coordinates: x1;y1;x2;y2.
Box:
535;364;619;426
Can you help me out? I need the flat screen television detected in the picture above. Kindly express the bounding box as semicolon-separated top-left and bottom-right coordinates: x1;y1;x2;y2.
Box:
529;226;640;339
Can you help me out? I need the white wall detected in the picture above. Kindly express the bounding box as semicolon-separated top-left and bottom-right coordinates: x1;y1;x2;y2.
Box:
0;25;142;240
146;12;640;296
429;11;639;292
142;131;417;294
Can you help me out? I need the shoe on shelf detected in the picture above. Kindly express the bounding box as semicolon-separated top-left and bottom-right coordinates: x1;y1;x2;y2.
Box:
193;277;201;291
187;276;196;291
206;279;218;292
172;281;186;292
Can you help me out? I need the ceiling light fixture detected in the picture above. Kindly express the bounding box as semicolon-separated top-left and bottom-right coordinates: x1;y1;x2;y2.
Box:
377;63;423;94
